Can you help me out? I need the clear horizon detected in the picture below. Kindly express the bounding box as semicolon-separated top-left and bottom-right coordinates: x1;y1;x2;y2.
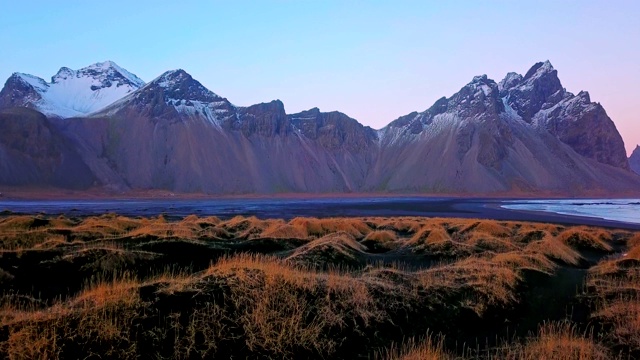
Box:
1;1;638;155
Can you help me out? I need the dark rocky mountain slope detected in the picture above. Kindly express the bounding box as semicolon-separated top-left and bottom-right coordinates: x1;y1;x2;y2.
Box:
630;146;640;175
370;63;638;194
0;107;94;188
0;61;638;195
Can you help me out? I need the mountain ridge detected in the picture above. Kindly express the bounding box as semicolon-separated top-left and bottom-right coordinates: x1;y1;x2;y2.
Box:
0;61;144;118
0;60;638;196
630;145;640;175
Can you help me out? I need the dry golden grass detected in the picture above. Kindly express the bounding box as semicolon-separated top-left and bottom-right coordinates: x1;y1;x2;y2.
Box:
628;233;640;249
75;215;140;235
127;220;198;239
260;221;309;239
378;334;452;360
0;231;58;250
584;235;640;356
1;275;142;359
31;234;68;249
403;225;476;259
0;214;633;359
461;220;512;238
361;230;399;251
406;226;451;247
0;216;50;231
524;236;583;266
491;251;556;274
624;233;640;260
516;222;566;237
626;245;640;260
286;232;367;267
493;321;611;360
198;254;381;357
219;215;272;239
465;232;519;253
557;228;613;252
417;258;521;314
71;276;139;309
364;230;398;243
593;298;640;350
375;218;424;235
289;217;372;239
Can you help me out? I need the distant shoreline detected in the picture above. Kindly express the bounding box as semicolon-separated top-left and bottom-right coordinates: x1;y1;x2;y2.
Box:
1;186;639;201
1;196;639;231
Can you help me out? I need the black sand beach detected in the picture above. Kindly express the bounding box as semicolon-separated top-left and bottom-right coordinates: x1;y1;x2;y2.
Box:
0;197;638;230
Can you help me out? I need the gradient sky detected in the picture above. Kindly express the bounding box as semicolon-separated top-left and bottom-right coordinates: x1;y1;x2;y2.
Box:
1;1;638;154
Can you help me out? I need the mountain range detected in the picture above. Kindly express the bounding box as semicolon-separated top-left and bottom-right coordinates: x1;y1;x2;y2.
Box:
0;60;638;196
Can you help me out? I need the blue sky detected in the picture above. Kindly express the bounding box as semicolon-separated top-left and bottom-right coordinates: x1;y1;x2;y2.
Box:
1;1;639;154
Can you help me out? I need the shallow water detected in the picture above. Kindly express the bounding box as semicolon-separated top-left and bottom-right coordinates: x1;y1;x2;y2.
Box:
0;197;638;228
0;197;460;219
501;199;640;225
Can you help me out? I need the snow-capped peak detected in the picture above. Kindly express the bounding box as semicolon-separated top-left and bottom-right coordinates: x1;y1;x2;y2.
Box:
498;72;523;91
145;69;232;125
50;61;145;88
14;72;49;91
1;61;145;118
93;68;234;127
471;74;488;83
143;69;223;102
523;60;556;82
465;74;495;96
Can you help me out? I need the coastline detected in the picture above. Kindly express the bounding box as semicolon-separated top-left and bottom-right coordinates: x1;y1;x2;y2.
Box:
1;196;638;230
1;185;640;201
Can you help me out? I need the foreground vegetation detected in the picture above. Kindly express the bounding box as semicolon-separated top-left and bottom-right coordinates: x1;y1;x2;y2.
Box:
0;214;638;359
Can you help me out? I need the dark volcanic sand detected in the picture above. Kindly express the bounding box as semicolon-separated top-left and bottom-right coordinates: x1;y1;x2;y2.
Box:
0;197;638;230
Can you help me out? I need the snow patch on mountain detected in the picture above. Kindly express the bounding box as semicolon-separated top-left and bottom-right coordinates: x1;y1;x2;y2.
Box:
16;73;48;91
11;61;144;118
170;99;232;126
92;69;235;127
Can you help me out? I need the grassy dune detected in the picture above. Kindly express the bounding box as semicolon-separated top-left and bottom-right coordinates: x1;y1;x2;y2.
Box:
0;214;637;359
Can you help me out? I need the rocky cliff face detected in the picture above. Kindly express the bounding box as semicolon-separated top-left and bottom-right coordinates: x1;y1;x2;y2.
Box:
630;146;640;175
60;70;379;193
500;61;629;170
0;107;95;188
0;61;638;195
370;63;638;194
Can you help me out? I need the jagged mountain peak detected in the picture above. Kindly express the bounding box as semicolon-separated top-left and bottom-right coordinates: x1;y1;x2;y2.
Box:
384;74;503;136
51;61;145;88
463;74;498;95
0;60;638;195
12;72;48;90
288;107;378;151
290;107;360;120
140;69;223;103
498;72;523;92
381;60;630;173
52;67;74;81
470;74;489;83
576;90;590;103
153;69;191;87
293;107;322;116
523;60;555;80
95;69;235;125
503;60;564;123
0;61;145;118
